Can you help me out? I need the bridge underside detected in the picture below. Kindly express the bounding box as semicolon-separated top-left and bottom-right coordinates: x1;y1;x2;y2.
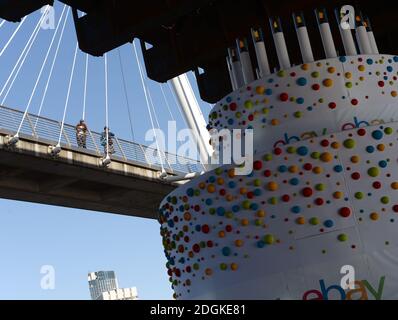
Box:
0;134;176;220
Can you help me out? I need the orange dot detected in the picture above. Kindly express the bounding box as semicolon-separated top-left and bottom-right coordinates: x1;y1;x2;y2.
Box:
301;64;310;71
320;152;333;163
296;217;306;225
331;142;340;149
351;156;360;163
334;191;343;199
228;169;235;178
218;231;225;238
256;86;266;95
226;195;234;202
241;219;250;226
267;182;279;191
199;182;206;189
271;119;280;126
370;212;379;221
323;78;334;87
240;188;248;195
328;67;336;74
257;210;266;218
377;144;385;152
207;184;216;193
231;263;238;271
313;167;323;174
235;240;244;247
205;268;213;276
289;165;299;173
392;91;398;98
184;212;192;221
391;182;398;190
217;178;225;185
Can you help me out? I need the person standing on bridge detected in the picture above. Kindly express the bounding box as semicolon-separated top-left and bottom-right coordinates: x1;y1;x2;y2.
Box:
101;126;115;155
75;120;88;149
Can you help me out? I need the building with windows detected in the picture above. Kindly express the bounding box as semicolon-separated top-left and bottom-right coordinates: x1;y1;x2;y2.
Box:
88;271;138;300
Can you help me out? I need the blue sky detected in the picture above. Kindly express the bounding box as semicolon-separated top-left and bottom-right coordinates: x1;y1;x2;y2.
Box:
0;3;211;299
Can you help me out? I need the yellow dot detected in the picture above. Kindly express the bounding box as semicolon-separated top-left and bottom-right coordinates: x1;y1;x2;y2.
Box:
370;212;379;221
301;64;309;71
328;67;336;74
241;219;250;226
267;182;279;191
377;144;385;152
391;182;398;190
257;210;266;218
199;182;206;189
231;263;238;271
256;86;266;95
351;155;360;163
235;240;244;247
334;191;343;199
313;167;323;174
296;217;306;225
320;152;333;163
345;72;352;79
331;142;340;149
240;188;247;195
358;65;366;72
271;119;280;126
323;78;334;87
207;184;216;193
217;178;224;185
392;91;398;98
289;165;299;173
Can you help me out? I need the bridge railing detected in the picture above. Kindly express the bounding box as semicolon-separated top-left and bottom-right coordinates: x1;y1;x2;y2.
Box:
0;105;204;174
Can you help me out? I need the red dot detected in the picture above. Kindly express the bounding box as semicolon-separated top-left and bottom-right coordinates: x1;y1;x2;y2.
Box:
282;195;290;202
247;192;254;199
320;139;330;147
351;99;359;106
378;81;385;87
315;198;324;206
194;205;200;212
373;182;382;189
248;114;254;121
303;163;313;171
230;103;237;111
302;187;313;197
202;225;210;234
290;72;297;77
357;128;366;136
254;161;263;171
339;207;352;218
193;244;201;253
274;148;283;155
280;93;289;102
393;205;398;213
351;172;361;180
207;241;214;248
328;102;337;109
264;170;272;177
225;225;233;232
312;84;320;91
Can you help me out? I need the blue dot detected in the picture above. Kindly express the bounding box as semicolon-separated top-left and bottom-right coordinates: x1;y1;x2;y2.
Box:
291;206;301;214
278;165;288;173
205;199;213;205
334;165;343;173
209;176;216;183
217;207;225;216
307;106;313;111
290;178;300;186
265;89;273;96
232;205;240;213
297;77;307;86
387;66;393;72
251;203;259;211
186;188;194;197
379;160;388;168
228;181;236;189
367;59;374;65
366;146;375;153
228;119;234;125
254;189;262;196
372;130;383;140
226;97;232;103
394;56;398;63
297;146;309;156
257;241;266;248
168;220;174;228
268;78;274;84
340;56;347;63
297;97;305;104
195;225;201;232
222;247;231;256
324;220;334;228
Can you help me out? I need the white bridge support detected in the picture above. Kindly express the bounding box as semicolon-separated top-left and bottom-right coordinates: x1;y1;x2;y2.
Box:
170;75;212;171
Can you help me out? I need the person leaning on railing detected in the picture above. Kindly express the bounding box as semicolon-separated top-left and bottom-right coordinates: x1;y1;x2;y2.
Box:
75;120;88;148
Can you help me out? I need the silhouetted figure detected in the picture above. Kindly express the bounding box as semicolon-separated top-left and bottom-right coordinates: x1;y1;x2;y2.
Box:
100;126;115;155
75;119;88;148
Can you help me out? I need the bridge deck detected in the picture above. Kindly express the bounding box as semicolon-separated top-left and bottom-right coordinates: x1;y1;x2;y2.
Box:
0;106;201;219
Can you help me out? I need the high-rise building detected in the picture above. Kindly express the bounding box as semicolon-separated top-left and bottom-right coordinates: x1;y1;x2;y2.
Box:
88;271;138;300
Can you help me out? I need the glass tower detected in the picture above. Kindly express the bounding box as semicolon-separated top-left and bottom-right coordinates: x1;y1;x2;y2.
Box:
88;271;119;300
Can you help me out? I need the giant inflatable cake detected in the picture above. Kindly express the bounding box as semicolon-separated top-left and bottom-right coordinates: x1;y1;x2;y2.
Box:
159;8;398;300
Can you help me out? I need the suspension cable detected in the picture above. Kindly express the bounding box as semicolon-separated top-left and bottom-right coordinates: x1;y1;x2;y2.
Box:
167;81;188;125
57;43;79;147
133;41;165;173
0;16;27;57
0;20;5;29
104;53;110;158
0;11;48;100
159;83;175;122
117;48;135;142
18;5;68;135
36;8;70;121
82;53;89;121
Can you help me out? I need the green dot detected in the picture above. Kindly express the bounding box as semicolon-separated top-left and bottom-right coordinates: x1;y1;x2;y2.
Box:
315;184;326;191
310;217;320;226
381;196;390;204
242;200;251;209
343;139;356;149
338;234;348;242
368;167;380;177
311;152;321;159
262;108;269;114
346;82;353;88
294;111;303;118
193;263;200;270
264;154;272;161
311;71;320;78
254;179;262;187
268;197;278;205
244;100;253;109
355;192;364;200
220;263;228;271
277;70;286;77
264;234;275;245
385;127;393;135
255;219;263;226
226;212;234;219
287;146;296;154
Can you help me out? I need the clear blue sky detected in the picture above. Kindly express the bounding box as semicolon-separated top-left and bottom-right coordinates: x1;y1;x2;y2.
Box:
0;3;211;300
